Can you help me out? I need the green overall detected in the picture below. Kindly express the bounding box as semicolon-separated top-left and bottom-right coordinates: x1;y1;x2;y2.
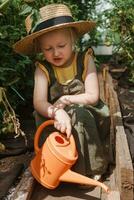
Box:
34;50;110;176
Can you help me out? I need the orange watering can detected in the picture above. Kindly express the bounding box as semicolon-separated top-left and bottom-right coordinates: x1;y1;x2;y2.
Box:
30;120;110;193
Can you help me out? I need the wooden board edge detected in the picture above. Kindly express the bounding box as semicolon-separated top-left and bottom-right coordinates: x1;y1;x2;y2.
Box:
12;167;35;200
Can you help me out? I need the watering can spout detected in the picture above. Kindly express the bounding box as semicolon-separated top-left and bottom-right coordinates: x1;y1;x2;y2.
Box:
31;120;110;194
60;169;110;193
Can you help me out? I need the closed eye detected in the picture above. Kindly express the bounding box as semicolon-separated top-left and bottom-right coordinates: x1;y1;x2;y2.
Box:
44;47;52;51
44;43;67;51
58;43;67;48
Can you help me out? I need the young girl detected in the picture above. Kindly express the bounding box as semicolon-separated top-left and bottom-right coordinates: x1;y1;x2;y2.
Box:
13;4;110;182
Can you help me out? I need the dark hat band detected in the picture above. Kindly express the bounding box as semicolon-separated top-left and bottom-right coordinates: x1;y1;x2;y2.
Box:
31;16;74;34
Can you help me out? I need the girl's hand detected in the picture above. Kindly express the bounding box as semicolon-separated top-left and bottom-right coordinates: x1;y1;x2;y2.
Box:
54;108;71;139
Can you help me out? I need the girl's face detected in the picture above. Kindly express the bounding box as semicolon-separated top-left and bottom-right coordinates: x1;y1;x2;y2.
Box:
38;29;74;67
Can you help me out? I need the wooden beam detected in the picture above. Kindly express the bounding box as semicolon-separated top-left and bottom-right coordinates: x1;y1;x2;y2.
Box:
12;167;35;200
105;71;133;200
116;125;134;200
107;191;120;200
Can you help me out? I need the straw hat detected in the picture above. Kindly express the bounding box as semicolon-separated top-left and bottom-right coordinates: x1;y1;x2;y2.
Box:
13;4;96;55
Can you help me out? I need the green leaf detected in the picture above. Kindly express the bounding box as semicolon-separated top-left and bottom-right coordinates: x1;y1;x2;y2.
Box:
114;32;121;44
19;5;32;15
0;0;10;11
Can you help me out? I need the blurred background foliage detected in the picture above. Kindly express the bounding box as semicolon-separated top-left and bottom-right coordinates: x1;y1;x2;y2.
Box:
102;0;134;76
0;0;133;135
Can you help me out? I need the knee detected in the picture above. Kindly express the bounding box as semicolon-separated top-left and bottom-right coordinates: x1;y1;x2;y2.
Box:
102;105;110;119
72;104;94;122
73;104;86;114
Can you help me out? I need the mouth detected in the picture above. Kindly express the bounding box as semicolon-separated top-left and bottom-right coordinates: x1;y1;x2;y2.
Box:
53;57;62;62
53;57;64;66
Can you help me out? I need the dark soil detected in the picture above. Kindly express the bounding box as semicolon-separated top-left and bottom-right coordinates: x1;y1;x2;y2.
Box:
0;118;35;199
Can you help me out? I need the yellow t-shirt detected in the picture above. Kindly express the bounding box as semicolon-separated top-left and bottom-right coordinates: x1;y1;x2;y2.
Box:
35;49;93;85
52;53;77;85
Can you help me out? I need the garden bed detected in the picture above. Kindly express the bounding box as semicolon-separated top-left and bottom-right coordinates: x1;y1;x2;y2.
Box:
0;64;133;200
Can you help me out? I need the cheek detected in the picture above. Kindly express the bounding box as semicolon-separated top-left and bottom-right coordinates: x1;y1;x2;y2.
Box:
43;51;51;60
65;46;73;57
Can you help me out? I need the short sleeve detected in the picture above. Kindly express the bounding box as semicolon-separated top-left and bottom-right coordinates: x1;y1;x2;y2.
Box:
82;48;94;81
35;61;50;84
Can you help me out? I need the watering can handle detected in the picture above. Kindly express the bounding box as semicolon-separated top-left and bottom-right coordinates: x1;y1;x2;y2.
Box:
34;120;76;155
34;120;54;154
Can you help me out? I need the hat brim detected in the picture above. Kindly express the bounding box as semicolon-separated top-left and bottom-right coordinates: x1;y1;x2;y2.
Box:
13;21;96;55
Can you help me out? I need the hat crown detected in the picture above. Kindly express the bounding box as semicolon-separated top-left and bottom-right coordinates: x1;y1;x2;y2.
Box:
25;4;72;34
40;4;72;21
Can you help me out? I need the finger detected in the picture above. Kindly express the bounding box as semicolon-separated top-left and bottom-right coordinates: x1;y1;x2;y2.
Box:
66;123;72;139
54;121;58;128
60;124;66;133
66;130;71;139
54;121;61;131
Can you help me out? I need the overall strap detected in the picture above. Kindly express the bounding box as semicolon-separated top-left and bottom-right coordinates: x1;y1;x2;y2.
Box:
39;60;56;86
76;51;86;81
76;47;94;81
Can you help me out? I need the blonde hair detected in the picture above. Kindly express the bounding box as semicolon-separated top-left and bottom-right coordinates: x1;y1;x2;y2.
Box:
68;28;78;50
33;27;78;54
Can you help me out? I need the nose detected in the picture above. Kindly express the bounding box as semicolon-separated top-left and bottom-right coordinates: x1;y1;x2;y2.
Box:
53;48;60;57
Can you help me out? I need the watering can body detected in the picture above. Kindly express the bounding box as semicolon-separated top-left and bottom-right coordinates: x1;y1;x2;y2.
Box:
30;120;78;189
30;120;110;193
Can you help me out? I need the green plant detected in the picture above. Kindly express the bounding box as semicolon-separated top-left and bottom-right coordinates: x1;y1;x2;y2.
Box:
0;0;34;135
102;0;134;81
0;87;26;143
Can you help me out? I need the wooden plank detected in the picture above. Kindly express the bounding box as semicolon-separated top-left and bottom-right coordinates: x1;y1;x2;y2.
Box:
109;168;116;190
99;69;115;163
116;126;134;200
98;72;105;102
101;168;120;200
100;170;121;200
105;71;133;200
12;167;35;200
108;88;116;163
101;178;110;200
107;191;120;200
